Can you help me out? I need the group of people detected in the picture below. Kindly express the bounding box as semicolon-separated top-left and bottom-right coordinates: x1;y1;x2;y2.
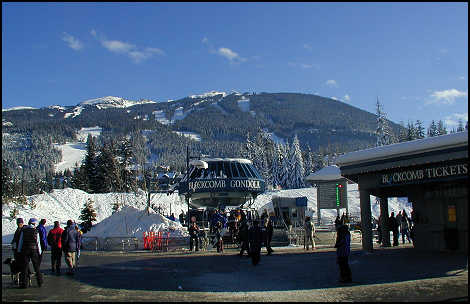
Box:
10;217;83;289
238;213;274;265
376;209;413;247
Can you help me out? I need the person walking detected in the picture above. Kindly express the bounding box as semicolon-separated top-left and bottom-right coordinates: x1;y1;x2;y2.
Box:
189;222;200;252
334;224;352;283
248;220;263;266
396;211;403;239
389;212;399;246
304;216;315;251
61;220;79;275
11;218;24;262
17;218;44;288
265;217;274;255
75;224;83;269
36;219;48;264
47;221;64;275
401;210;412;244
215;221;224;253
238;217;250;257
376;215;382;244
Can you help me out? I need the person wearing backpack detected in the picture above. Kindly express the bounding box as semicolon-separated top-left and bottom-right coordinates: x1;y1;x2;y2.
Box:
47;221;64;275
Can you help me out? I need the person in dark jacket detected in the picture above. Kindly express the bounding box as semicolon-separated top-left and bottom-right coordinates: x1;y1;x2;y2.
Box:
188;222;199;251
334;224;352;283
248;220;263;265
264;217;274;255
389;212;399;246
37;219;48;264
11;218;24;262
238;217;250;257
334;216;342;230
47;221;64;275
215;221;224;253
61;220;79;275
17;218;43;288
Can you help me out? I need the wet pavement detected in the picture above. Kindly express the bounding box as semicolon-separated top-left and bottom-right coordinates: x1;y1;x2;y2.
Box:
2;243;468;302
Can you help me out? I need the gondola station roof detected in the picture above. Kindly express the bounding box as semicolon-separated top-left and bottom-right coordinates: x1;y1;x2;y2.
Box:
178;158;266;208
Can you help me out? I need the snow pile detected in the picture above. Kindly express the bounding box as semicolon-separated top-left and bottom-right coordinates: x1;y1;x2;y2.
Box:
2;106;38;112
86;206;188;239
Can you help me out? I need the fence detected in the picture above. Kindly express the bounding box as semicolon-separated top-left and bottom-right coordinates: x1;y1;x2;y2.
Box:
102;237;139;252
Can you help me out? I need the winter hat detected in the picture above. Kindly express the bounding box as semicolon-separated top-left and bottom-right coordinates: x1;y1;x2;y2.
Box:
40;219;46;225
54;221;60;228
16;218;24;225
28;218;38;226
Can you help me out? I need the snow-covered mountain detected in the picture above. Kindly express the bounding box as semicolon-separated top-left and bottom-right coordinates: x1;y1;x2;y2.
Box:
79;96;157;109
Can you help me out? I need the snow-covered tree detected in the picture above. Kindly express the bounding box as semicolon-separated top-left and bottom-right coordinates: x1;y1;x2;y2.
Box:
375;98;397;146
397;121;408;142
406;121;417;141
415;120;426;139
279;143;290;189
289;135;305;189
437;120;448;135
271;144;282;189
427;120;438;137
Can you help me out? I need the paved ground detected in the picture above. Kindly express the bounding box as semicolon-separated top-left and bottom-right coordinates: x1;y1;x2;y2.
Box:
2;243;468;302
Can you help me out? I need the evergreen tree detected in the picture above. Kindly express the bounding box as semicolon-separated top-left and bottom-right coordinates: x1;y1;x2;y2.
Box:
97;141;122;193
84;134;100;193
398;121;408;142
457;119;464;132
437;120;447;136
2;160;16;199
415;120;426;139
290;135;305;189
427;120;438;137
375;97;396;146
279;143;290;189
271;144;282;189
406;121;417;141
119;138;137;193
79;198;97;233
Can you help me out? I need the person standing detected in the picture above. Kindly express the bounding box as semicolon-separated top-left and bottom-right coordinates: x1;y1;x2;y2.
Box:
17;218;43;288
47;221;64;275
401;210;412;244
75;224;83;269
188;222;199;252
334;224;352;283
248;220;263;266
265;217;274;255
304;216;315;251
396;211;403;239
376;215;382;244
11;218;24;262
389;212;399;246
61;220;79;275
37;219;48;264
334;215;342;230
238;217;250;257
215;221;224;253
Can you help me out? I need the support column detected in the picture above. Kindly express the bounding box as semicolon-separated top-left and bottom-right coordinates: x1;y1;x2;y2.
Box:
359;188;373;252
379;196;391;247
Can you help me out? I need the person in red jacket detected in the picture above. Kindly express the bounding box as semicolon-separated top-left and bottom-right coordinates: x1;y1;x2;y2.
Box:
47;221;64;275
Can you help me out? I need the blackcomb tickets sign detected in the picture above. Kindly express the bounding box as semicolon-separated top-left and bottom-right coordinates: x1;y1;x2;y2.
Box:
380;163;467;186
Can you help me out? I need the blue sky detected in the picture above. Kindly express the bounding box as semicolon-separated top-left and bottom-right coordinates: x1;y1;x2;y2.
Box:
2;2;468;129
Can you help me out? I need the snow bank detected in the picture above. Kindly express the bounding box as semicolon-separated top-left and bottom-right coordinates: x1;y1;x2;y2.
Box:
2;184;411;244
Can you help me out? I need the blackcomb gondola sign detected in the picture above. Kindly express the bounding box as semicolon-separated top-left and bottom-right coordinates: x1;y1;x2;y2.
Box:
182;178;264;193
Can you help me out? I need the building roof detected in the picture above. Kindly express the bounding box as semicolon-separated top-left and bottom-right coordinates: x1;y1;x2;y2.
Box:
305;165;343;181
336;131;468;167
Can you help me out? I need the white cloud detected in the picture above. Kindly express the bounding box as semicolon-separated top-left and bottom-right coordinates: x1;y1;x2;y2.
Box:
102;40;136;53
325;79;338;88
288;62;317;69
62;32;83;50
343;94;350;101
91;30;164;63
444;113;468;128
217;47;246;63
427;89;468;105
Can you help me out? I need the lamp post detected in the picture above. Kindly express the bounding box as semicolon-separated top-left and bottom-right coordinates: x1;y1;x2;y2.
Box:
17;165;24;196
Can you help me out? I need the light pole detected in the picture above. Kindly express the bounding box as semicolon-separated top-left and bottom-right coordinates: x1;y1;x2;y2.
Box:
17;165;24;196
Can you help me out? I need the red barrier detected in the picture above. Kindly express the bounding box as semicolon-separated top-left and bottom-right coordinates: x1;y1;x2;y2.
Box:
143;231;172;251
